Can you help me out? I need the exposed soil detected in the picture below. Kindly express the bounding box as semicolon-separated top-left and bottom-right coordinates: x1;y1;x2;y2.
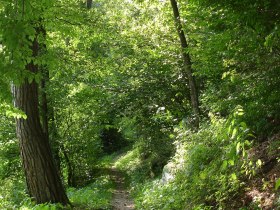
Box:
110;167;135;210
230;133;280;209
243;134;280;210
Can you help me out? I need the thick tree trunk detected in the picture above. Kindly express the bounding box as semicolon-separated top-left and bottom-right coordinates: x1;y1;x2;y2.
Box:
41;70;49;137
41;69;62;177
14;27;69;205
39;25;49;139
170;0;200;129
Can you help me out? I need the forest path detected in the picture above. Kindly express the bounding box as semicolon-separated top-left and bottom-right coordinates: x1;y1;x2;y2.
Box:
109;167;135;210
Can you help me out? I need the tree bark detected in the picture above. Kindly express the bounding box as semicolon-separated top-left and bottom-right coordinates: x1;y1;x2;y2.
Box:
13;26;70;205
41;69;49;137
41;67;63;177
61;144;76;187
170;0;200;129
87;0;93;9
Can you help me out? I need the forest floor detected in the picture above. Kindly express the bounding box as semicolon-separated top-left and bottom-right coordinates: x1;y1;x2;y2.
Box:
109;167;135;210
228;133;280;209
241;134;280;209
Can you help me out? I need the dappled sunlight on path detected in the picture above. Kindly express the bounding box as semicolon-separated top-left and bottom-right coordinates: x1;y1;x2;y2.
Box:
110;167;135;210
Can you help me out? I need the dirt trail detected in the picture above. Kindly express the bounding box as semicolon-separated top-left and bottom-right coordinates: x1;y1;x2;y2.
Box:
110;167;135;210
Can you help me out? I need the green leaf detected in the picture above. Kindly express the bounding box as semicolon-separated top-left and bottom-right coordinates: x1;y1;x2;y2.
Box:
240;122;247;129
222;160;228;170
28;76;34;84
231;127;237;138
199;171;207;180
34;73;41;83
236;142;241;155
275;178;280;190
256;159;262;167
227;124;232;135
228;159;235;166
244;140;251;146
231;173;237;180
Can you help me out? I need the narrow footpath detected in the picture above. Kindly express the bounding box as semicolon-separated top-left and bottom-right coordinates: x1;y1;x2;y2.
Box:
110;167;135;210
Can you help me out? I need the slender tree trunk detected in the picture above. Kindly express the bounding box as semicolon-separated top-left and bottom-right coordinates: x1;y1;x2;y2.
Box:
61;144;75;187
14;26;69;205
87;0;93;9
170;0;200;129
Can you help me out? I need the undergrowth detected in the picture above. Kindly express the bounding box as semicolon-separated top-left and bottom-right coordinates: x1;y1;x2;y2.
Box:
0;175;113;209
115;107;264;209
68;175;113;209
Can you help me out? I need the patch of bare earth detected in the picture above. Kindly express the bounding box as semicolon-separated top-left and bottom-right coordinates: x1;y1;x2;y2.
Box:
240;133;280;209
110;167;135;210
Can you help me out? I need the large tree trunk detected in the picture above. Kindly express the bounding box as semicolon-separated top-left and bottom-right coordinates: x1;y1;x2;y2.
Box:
170;0;200;129
13;26;69;205
41;68;62;177
41;69;49;137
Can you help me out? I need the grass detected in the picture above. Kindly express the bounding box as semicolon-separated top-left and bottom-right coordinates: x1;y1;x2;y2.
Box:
68;175;114;210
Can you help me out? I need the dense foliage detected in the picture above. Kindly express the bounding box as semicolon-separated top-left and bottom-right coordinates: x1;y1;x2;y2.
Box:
0;0;279;209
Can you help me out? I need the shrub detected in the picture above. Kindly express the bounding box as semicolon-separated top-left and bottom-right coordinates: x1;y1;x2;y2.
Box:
133;107;256;209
